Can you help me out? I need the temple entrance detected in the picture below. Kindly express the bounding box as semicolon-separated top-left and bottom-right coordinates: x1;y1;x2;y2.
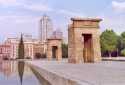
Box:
52;46;58;59
46;39;62;61
68;18;102;63
82;34;93;63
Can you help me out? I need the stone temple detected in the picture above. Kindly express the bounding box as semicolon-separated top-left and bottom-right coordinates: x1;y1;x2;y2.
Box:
68;18;102;63
47;38;62;61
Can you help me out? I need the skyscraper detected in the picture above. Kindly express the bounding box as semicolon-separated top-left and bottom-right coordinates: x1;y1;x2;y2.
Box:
39;15;53;42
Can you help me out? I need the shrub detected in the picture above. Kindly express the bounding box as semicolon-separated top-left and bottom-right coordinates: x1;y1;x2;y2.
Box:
41;53;46;58
3;57;9;60
25;56;31;59
34;53;47;59
62;43;68;58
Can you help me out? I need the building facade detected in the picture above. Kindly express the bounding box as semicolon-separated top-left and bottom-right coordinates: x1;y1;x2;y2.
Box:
39;15;53;43
0;45;11;60
4;33;63;61
33;42;44;58
5;35;42;59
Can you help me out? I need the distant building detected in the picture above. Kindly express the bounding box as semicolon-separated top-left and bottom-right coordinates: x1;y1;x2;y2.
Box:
4;34;43;59
0;44;11;60
51;29;63;39
39;15;53;42
3;33;63;61
33;43;44;58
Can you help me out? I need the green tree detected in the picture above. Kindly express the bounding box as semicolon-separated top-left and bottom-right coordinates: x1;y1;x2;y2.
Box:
18;34;25;59
100;29;118;57
117;36;124;56
62;43;68;58
120;32;125;48
117;32;125;56
121;49;125;56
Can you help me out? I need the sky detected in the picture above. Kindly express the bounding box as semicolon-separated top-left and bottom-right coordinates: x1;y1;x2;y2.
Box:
0;0;125;43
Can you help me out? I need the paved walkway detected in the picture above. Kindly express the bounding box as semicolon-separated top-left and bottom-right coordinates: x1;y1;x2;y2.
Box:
27;60;125;85
102;57;125;61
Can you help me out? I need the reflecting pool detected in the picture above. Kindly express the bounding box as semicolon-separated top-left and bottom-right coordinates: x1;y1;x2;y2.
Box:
0;61;51;85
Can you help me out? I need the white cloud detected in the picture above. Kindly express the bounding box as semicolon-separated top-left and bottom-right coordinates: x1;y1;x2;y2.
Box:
0;0;19;6
22;4;53;12
112;1;125;12
0;15;39;42
0;0;53;12
58;9;85;17
0;15;40;24
100;16;125;34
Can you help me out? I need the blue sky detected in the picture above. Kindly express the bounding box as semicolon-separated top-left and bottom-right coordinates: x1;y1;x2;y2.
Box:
0;0;125;43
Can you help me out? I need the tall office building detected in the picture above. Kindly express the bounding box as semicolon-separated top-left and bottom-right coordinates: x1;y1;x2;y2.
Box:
39;15;53;42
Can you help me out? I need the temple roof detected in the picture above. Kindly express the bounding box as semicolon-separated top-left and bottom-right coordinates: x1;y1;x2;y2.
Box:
71;18;102;22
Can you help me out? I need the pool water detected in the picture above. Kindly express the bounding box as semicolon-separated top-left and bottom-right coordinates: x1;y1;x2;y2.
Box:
0;61;51;85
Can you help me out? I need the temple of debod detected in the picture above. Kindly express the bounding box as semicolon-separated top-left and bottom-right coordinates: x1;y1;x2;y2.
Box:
47;17;102;63
27;18;125;85
68;18;102;63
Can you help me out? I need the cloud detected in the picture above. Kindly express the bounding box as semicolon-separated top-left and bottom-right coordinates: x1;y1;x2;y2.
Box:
100;16;125;34
0;0;19;6
0;15;40;24
0;0;53;12
58;9;85;17
0;15;39;42
22;3;53;12
112;1;125;12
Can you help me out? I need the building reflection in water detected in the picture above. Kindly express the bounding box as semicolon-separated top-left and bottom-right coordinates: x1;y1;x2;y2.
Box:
0;61;16;77
0;61;25;85
18;61;25;85
0;61;51;85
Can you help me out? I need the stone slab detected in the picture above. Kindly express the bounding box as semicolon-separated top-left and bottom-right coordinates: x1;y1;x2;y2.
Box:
27;60;125;85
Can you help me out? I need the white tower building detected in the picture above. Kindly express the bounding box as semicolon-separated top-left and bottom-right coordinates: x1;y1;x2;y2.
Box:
39;15;53;43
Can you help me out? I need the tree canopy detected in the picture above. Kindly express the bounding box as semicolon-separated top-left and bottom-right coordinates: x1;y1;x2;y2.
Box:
100;29;118;57
62;43;68;58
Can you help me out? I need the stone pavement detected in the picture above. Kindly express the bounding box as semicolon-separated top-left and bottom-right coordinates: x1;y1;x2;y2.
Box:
27;60;125;85
102;57;125;61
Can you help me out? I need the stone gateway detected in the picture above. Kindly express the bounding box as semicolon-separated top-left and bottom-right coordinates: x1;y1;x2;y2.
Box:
46;38;62;61
68;18;102;63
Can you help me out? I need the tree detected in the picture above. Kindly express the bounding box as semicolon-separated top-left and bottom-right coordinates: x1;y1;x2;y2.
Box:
35;53;46;59
121;49;125;56
35;53;42;59
116;32;125;56
117;36;124;56
120;32;125;49
62;43;68;58
18;34;25;59
100;29;118;57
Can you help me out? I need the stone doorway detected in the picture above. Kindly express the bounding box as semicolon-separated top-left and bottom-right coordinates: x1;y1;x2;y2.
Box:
52;46;58;59
46;38;62;61
82;34;93;63
68;18;102;63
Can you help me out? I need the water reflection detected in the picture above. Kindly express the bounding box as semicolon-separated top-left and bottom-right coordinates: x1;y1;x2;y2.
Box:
0;61;51;85
0;61;16;77
18;61;25;85
30;66;51;85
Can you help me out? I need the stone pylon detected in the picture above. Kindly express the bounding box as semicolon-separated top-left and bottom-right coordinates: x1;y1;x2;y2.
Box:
68;18;102;63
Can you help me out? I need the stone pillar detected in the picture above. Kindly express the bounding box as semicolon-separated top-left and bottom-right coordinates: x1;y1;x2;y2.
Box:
47;44;52;60
68;18;102;63
57;46;62;61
